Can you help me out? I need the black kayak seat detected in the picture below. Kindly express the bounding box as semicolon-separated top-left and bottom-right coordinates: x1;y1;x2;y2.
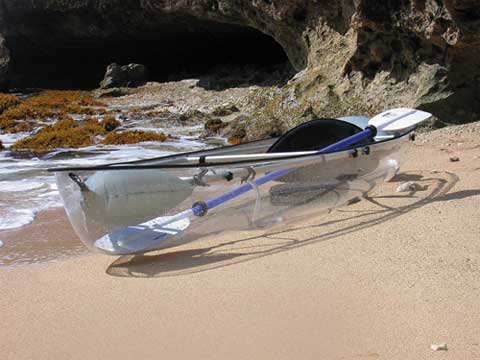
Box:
267;118;369;153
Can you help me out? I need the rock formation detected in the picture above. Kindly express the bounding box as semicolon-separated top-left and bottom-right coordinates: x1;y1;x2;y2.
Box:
100;63;149;89
0;0;479;123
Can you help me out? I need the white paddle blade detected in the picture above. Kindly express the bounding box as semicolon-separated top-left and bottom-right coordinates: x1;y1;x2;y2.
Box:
369;108;432;133
94;216;191;255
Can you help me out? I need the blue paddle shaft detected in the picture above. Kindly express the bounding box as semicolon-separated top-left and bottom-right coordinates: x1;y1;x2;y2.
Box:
192;127;375;216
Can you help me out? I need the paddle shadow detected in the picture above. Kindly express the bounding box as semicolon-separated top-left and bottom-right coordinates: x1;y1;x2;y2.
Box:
433;189;480;202
107;171;459;278
390;173;425;182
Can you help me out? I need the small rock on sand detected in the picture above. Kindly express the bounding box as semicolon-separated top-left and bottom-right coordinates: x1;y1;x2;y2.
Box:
431;343;448;351
396;181;419;193
0;240;3;248
449;156;460;162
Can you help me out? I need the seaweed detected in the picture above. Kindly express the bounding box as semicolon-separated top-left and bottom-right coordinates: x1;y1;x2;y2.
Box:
11;127;95;153
227;136;243;145
0;90;109;134
11;117;113;153
0;94;21;114
26;90;107;108
102;130;168;145
100;116;121;132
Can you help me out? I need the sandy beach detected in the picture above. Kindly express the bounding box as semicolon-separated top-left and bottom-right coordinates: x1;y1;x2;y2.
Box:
1;123;480;359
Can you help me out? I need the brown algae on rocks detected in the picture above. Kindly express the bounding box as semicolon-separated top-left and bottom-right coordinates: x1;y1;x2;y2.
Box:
204;118;227;136
100;115;121;132
0;90;108;134
102;130;168;145
0;93;21;114
11;117;117;153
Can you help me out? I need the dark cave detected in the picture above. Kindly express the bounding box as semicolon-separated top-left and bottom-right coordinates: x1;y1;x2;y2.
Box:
5;20;294;90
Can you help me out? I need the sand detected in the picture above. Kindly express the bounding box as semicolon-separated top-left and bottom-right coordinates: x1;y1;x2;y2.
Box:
1;123;480;359
0;209;86;267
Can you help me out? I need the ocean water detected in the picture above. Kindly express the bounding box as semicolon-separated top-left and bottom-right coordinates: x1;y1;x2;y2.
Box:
0;123;210;232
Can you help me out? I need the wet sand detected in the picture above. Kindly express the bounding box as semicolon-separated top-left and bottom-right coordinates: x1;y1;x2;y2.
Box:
1;123;480;359
0;208;86;267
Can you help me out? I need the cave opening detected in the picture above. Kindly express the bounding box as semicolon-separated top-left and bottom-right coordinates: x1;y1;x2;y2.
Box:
6;20;294;91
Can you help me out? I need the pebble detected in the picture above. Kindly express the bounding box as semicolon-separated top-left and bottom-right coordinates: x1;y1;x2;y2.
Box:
396;181;419;192
449;156;460;162
0;240;3;248
431;343;448;351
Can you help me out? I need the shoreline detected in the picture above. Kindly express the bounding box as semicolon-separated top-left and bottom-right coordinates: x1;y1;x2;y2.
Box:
0;207;87;268
0;122;478;270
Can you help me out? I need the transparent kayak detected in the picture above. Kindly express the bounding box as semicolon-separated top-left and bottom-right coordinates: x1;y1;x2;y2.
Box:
53;116;413;255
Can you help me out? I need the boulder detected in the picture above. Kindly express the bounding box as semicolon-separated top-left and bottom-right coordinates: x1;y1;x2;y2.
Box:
204;118;227;137
99;63;148;89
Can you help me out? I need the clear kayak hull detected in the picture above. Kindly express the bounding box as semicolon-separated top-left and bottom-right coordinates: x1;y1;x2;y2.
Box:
55;131;409;255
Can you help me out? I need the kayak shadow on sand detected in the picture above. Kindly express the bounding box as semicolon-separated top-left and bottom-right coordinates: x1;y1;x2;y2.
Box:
106;171;459;278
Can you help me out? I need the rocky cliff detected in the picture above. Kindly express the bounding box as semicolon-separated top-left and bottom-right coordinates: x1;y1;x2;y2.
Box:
1;0;479;123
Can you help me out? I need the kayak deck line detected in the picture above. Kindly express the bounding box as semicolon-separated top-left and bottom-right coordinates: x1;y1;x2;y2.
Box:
47;133;404;172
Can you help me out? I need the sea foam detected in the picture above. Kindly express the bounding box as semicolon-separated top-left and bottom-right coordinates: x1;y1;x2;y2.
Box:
0;135;208;231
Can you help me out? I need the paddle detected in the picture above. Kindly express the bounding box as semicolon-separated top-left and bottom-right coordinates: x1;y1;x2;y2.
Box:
94;108;431;254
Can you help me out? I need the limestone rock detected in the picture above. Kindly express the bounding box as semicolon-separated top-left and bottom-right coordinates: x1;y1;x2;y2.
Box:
431;343;448;351
396;182;420;193
95;87;137;98
99;63;148;89
212;103;239;117
204;118;227;137
0;1;479;123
